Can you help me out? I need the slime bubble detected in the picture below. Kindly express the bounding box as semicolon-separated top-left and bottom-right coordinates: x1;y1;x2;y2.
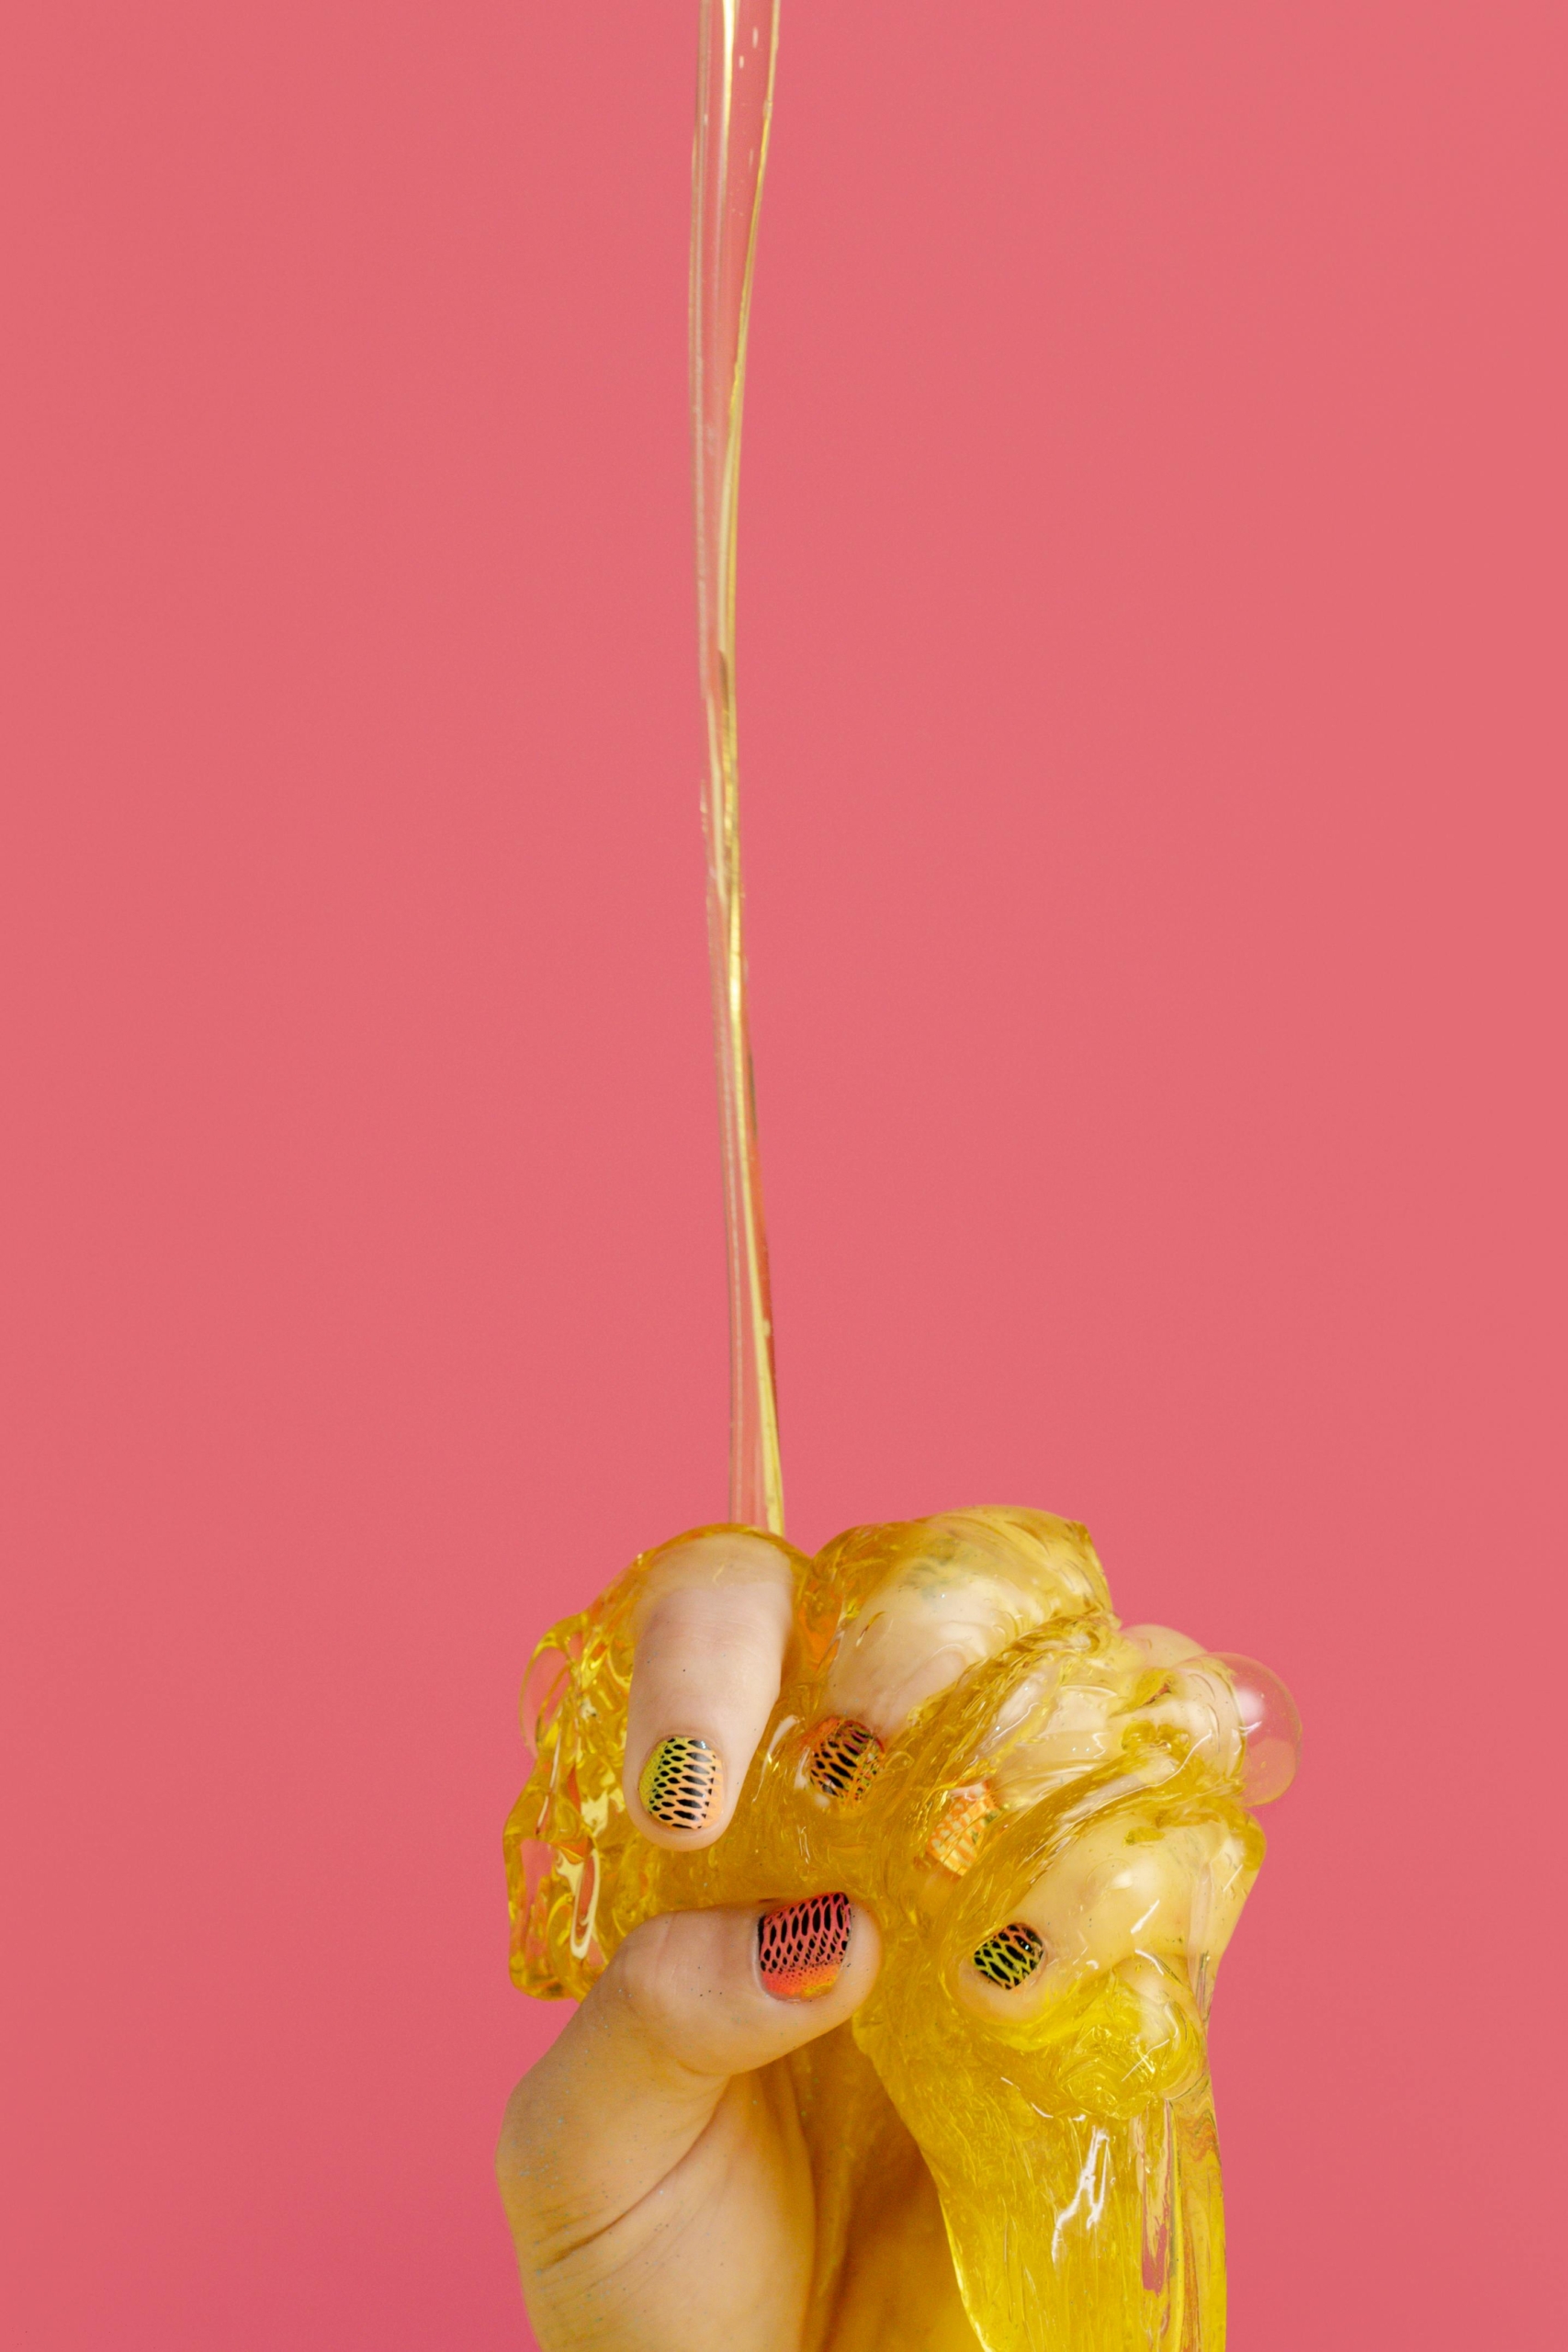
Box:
505;1507;1301;2351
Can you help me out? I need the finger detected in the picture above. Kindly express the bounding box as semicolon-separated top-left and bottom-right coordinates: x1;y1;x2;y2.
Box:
498;1896;879;2274
955;1812;1256;2022
1122;1622;1206;1667
624;1528;795;1846
818;1514;1102;1746
802;1518;1120;1818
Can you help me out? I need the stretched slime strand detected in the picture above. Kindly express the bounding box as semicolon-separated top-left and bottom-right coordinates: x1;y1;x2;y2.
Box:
693;0;784;1535
505;20;1307;2349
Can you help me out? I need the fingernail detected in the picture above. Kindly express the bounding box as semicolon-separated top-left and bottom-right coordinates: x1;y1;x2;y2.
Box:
806;1716;883;1804
972;1922;1045;1990
758;1893;853;2000
638;1736;723;1832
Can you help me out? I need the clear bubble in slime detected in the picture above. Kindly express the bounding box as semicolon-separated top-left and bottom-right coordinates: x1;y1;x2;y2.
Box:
505;1508;1302;2351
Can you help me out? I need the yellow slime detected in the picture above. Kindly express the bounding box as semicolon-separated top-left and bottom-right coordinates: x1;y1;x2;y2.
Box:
506;1508;1284;2351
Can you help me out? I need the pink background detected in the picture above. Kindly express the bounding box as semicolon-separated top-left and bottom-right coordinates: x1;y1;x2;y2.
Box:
3;5;1562;2346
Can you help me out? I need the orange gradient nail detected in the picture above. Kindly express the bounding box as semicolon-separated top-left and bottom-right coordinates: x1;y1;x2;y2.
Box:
757;1892;852;2000
806;1716;883;1804
927;1781;998;1876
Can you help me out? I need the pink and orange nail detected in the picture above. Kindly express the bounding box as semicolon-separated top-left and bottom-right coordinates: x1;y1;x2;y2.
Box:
757;1892;853;2000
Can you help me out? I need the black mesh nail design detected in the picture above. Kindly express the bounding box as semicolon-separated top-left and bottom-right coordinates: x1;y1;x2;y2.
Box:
972;1921;1045;1990
806;1716;883;1804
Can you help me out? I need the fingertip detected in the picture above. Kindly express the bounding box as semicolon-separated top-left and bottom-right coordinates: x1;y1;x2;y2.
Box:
755;1892;880;2009
607;1897;881;2081
637;1733;727;1838
624;1532;795;1847
840;1898;883;2007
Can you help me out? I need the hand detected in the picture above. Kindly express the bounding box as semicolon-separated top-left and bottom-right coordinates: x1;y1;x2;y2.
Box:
497;1528;973;2351
497;1513;1296;2352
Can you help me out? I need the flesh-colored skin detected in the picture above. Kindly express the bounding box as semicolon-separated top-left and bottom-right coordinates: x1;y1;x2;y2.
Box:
500;1530;982;2352
499;1514;1278;2352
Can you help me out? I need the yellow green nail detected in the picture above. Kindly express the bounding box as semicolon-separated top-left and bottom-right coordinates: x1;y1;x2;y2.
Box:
638;1736;722;1831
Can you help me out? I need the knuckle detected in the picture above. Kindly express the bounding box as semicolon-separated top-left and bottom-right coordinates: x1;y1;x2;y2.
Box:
609;1913;684;2038
634;1532;795;1628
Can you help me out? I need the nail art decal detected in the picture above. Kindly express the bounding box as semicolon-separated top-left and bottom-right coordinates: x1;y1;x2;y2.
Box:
972;1921;1045;1990
806;1716;883;1804
638;1736;722;1831
758;1892;852;2000
926;1781;999;1877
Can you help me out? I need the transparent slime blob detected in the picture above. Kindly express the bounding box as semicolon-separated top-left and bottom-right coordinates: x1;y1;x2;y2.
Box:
505;1508;1301;2352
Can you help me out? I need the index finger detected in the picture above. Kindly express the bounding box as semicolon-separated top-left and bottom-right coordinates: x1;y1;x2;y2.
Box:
623;1527;797;1848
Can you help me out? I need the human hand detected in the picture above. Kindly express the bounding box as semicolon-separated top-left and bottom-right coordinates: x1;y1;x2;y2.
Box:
497;1512;1298;2352
499;1530;917;2349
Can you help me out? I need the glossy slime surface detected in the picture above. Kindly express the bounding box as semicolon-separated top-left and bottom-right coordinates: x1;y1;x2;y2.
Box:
506;1508;1300;2350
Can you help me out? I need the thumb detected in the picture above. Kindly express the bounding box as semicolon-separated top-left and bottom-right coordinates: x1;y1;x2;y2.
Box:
498;1895;878;2267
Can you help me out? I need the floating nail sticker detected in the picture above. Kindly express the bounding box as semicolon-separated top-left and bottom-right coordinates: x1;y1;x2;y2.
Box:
927;1781;998;1877
638;1736;722;1831
758;1892;852;1999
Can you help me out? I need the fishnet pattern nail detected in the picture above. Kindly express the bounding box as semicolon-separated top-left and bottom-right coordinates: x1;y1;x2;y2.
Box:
927;1781;998;1877
758;1892;852;1999
638;1736;721;1830
806;1716;883;1804
973;1921;1045;1991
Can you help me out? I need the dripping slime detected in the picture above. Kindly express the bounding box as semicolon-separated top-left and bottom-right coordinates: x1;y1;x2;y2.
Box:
507;10;1301;2347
